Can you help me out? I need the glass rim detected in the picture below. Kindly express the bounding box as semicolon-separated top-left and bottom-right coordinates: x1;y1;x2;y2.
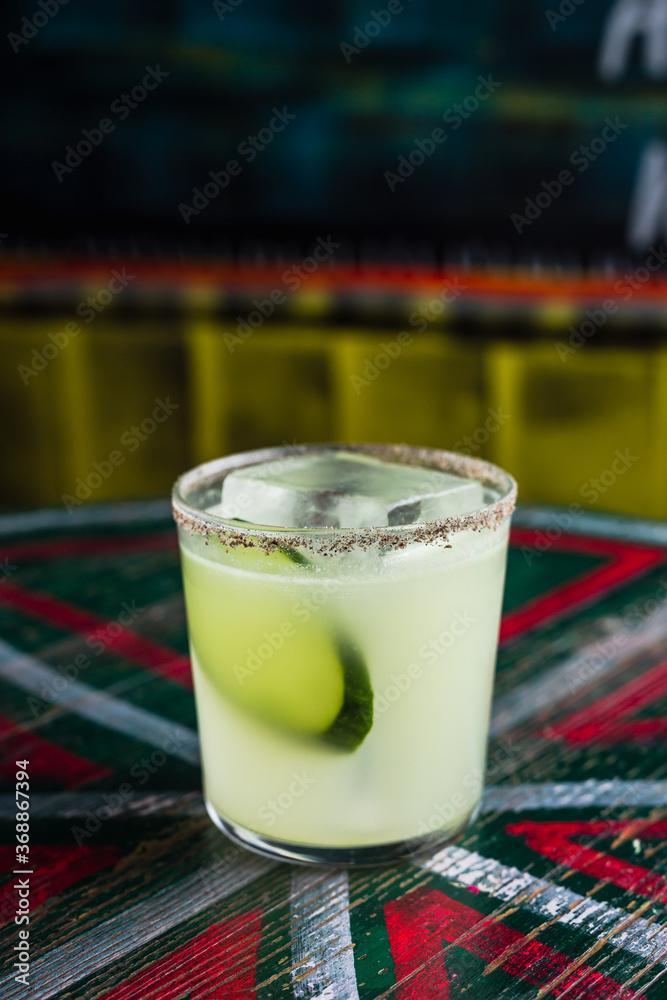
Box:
172;443;517;553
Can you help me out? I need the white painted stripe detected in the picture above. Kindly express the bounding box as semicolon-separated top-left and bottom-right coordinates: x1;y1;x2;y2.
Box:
0;791;206;822
0;499;171;537
0;640;200;765
513;505;667;547
481;779;667;812
3;779;665;824
0;852;273;1000
420;846;667;966
290;870;359;1000
490;602;667;736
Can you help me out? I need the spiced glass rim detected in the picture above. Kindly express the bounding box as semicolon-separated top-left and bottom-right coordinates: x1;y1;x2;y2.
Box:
172;444;516;554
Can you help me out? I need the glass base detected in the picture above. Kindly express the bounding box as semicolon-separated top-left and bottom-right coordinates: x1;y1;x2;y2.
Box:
205;798;480;867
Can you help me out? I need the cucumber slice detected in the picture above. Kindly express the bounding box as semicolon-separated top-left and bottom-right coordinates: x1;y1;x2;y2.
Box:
279;545;315;568
324;634;373;750
182;544;373;750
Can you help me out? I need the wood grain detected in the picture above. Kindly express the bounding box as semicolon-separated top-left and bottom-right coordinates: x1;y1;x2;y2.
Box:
0;502;665;998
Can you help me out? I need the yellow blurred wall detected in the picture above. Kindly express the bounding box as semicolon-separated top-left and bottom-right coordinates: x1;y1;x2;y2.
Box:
3;316;666;519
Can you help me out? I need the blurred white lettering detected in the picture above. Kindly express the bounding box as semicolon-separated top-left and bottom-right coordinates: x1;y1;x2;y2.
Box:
598;0;667;81
627;141;667;250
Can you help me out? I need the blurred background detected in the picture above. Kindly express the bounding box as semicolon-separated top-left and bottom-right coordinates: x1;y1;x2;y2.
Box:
1;0;667;517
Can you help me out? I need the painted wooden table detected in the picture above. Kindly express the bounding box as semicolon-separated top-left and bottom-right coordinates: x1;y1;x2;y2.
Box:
1;501;666;999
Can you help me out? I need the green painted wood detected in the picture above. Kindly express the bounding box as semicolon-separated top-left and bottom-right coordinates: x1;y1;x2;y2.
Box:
0;503;665;998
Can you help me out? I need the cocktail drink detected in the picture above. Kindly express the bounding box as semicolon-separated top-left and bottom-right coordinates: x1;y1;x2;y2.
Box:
172;444;516;865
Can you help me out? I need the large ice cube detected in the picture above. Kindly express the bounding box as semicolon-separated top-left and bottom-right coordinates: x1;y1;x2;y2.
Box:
214;451;484;529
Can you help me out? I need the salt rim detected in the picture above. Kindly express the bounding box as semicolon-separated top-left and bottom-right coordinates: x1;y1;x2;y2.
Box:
171;443;517;555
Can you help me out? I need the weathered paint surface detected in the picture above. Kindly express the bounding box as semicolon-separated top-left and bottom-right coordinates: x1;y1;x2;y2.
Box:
0;502;666;998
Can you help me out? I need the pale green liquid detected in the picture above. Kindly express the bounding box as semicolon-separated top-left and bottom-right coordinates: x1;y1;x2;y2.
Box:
181;524;509;848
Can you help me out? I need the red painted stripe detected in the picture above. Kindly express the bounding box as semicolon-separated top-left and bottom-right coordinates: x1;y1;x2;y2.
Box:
574;718;667;742
96;910;263;1000
501;555;641;642
0;845;120;928
509;527;664;559
549;658;667;745
0;532;175;564
0;713;111;787
385;887;650;1000
0;582;191;687
4;258;667;302
507;820;667;901
502;530;664;643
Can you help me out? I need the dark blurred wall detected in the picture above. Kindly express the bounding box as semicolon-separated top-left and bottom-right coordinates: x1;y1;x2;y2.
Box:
2;1;667;259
